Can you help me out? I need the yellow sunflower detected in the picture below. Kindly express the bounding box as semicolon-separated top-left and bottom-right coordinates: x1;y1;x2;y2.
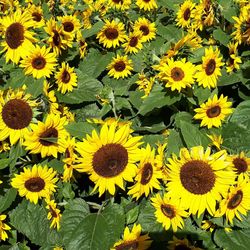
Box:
157;58;195;92
226;42;242;73
166;146;235;217
1;10;36;63
96;19;127;48
215;177;250;224
0;214;11;241
133;18;156;43
44;18;72;56
45;199;62;230
176;0;195;28
0;140;10;153
194;94;233;129
75;121;142;196
78;38;88;59
136;73;155;98
136;0;157;11
167;236;203;250
111;224;152;250
107;54;133;79
27;4;45;28
109;0;131;10
123;31;143;54
128;144;162;200
207;133;223;150
55;62;77;94
151;193;189;232
229;152;250;179
0;87;39;145
195;46;224;89
19;45;57;79
23;114;69;158
11;164;58;204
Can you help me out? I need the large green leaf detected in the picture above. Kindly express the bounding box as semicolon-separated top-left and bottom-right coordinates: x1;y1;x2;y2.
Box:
0;158;11;170
0;188;17;213
65;122;96;139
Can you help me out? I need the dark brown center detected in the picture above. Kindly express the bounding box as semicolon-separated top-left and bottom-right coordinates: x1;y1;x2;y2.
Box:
161;204;176;219
49;206;58;218
140;163;153;185
92;143;128;177
112;0;123;3
53;30;61;46
32;56;46;70
183;8;191;21
233;158;248;174
114;61;126;72
205;59;216;75
63;21;74;32
5;22;24;49
171;67;185;81
2;99;33;130
206;105;221;118
180;160;215;195
129;36;138;47
227;190;243;209
32;12;42;22
24;177;45;192
115;240;139;250
65;148;71;158
39;127;58;146
61;70;71;83
139;25;149;36
104;28;119;40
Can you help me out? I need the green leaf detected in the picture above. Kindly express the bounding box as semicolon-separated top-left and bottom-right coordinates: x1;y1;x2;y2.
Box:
157;24;182;41
230;100;250;128
9;143;26;169
9;200;61;247
126;205;139;224
219;0;237;22
0;158;10;169
56;70;102;104
217;69;241;86
0;188;17;213
65;122;95;139
166;129;184;157
82;21;104;38
179;121;210;148
213;28;230;47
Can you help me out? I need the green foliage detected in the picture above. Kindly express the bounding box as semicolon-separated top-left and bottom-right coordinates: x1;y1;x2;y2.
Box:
0;189;17;214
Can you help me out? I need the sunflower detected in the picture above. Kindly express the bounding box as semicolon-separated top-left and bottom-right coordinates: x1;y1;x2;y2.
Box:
23;114;69;158
133;18;156;43
0;87;39;145
166;146;235;217
167;236;203;250
128;144;162;200
111;224;152;250
123;31;143;54
11;164;58;204
19;45;57;79
176;0;195;28
27;4;45;28
194;94;233;129
75;121;142;196
195;46;224;89
97;19;127;48
136;73;155;98
226;42;242;73
78;38;88;59
1;10;36;63
136;0;157;11
109;0;131;11
151;193;189;232
57;15;81;39
207;133;223;150
45;199;62;230
55;62;77;94
0;140;10;152
157;58;195;92
107;54;133;79
229;152;250;179
0;214;11;241
215;177;250;224
44;18;72;55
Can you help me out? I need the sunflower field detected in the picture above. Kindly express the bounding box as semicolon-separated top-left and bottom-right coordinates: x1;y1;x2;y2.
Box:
1;0;250;249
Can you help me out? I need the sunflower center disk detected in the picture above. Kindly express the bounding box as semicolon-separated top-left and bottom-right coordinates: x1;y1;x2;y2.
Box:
39;127;58;146
112;0;123;4
52;30;61;46
92;143;128;178
5;22;24;49
24;177;45;192
63;22;74;32
129;36;138;47
171;67;185;81
139;25;149;35
205;59;216;75
141;163;153;185
114;61;126;72
62;70;71;83
183;8;191;21
206;105;221;118
180;160;215;195
49;206;58;218
115;240;139;250
161;204;176;219
227;190;243;209
233;158;248;174
32;12;42;22
32;56;46;70
2;99;33;130
104;28;119;40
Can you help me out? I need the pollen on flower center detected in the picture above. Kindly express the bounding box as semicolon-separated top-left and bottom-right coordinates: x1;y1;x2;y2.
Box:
32;56;46;69
171;67;185;81
114;61;126;72
5;22;24;49
161;204;176;219
24;177;45;192
140;163;153;185
140;25;149;35
32;12;42;22
227;190;243;209
61;70;71;83
205;59;216;75
52;30;61;46
129;36;138;47
183;8;191;21
104;28;119;40
206;105;221;118
233;158;248;174
63;22;74;32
